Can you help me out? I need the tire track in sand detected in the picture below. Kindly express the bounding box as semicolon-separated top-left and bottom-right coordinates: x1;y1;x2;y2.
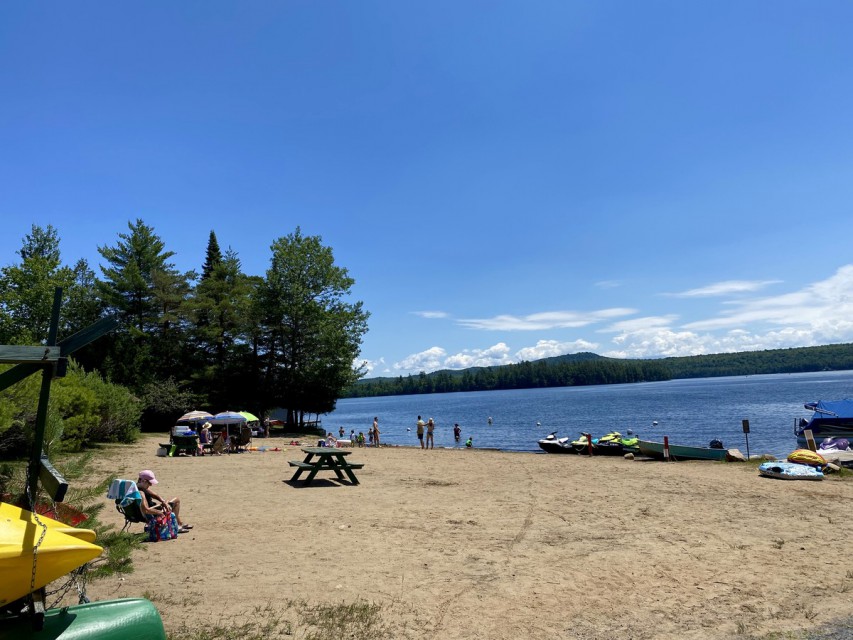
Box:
428;459;539;639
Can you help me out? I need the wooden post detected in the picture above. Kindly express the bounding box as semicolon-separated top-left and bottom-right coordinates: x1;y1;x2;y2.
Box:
804;429;817;452
742;419;751;460
663;435;670;461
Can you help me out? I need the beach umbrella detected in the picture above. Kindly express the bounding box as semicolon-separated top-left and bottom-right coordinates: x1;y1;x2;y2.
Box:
178;410;214;423
209;411;248;441
209;411;247;424
239;411;260;423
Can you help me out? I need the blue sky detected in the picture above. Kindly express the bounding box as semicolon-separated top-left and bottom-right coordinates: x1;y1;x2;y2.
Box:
2;2;853;378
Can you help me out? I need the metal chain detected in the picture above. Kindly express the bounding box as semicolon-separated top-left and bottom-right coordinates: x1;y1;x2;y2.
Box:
24;468;91;608
25;467;48;596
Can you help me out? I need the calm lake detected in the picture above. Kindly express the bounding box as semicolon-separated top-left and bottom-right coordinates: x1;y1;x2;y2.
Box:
328;370;853;458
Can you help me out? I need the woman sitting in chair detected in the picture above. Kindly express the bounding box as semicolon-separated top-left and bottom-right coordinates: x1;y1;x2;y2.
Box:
137;470;193;533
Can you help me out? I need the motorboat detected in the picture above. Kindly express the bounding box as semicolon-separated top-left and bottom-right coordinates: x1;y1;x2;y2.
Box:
796;400;853;448
537;432;576;454
637;439;728;461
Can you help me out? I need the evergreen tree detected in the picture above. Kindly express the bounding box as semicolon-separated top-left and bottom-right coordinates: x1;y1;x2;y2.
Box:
200;230;222;281
185;248;255;408
0;224;75;343
97;219;188;386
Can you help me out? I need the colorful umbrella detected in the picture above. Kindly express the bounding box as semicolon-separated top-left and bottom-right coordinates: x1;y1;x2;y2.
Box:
209;411;247;424
178;410;214;423
208;411;248;443
239;411;260;423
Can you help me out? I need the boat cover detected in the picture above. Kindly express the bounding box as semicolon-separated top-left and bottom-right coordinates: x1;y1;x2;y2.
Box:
804;399;853;417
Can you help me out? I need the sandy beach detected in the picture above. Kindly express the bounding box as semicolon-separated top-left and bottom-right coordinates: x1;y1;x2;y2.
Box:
84;434;853;639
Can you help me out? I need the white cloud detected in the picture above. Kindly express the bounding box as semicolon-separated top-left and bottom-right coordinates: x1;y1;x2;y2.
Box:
684;265;853;332
515;339;598;361
356;357;384;375
443;343;514;369
600;315;679;333
412;310;449;319
393;346;447;373
457;308;636;331
668;279;782;298
601;266;853;357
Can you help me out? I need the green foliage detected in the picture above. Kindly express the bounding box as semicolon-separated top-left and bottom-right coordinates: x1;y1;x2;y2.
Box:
0;361;140;459
347;343;853;398
139;378;196;431
661;343;853;378
0;224;75;344
347;357;670;397
258;228;369;424
97;219;192;386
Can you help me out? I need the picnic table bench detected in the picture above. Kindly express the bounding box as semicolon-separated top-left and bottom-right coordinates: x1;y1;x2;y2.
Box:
160;434;199;457
288;447;364;485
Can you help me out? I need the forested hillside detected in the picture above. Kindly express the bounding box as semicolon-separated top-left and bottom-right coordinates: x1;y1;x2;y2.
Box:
345;343;853;398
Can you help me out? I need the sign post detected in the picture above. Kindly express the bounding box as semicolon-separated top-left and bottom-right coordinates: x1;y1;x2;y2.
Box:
742;419;751;460
663;435;670;461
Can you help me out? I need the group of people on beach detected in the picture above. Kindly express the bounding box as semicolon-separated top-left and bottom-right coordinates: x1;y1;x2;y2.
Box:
416;416;472;449
329;417;381;448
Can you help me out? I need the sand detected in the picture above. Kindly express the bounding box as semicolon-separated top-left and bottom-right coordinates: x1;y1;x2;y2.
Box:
83;433;853;639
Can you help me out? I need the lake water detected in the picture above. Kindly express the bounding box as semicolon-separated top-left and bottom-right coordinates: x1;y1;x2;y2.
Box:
328;370;853;458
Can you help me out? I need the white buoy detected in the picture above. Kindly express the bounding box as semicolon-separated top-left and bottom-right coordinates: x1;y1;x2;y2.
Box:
652;421;658;426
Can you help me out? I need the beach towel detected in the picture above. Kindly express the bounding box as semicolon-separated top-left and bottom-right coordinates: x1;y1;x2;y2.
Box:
107;479;141;506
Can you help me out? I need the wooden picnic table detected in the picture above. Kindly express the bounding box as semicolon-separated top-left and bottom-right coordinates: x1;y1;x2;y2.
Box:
288;447;364;485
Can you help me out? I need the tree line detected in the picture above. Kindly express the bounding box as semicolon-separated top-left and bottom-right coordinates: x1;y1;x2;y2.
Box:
345;343;853;398
0;222;368;456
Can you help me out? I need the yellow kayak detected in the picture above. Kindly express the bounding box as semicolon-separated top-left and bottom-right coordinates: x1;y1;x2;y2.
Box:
0;502;97;543
0;502;102;606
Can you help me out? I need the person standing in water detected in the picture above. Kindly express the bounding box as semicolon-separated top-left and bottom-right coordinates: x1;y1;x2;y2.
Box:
426;418;435;449
453;423;461;442
416;416;426;449
372;416;381;447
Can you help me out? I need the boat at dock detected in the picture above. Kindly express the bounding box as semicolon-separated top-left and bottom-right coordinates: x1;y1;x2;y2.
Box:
637;439;728;461
795;399;853;448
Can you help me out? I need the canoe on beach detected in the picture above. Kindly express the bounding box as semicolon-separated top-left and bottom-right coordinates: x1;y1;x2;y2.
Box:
637;439;729;461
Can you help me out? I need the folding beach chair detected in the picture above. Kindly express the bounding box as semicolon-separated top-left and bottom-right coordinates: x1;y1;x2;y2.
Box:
108;479;147;533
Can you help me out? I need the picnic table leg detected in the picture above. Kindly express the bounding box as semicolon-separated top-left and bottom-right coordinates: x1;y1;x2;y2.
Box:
343;467;359;484
289;453;315;482
332;454;359;484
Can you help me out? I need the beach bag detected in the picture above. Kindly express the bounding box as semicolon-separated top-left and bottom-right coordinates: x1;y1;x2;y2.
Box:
146;512;179;542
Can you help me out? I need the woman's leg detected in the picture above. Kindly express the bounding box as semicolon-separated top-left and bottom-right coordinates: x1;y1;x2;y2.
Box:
168;497;183;526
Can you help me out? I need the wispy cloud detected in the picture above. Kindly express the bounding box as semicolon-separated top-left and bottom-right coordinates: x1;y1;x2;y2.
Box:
457;308;636;331
595;280;622;289
684;265;853;332
600;315;679;333
667;279;782;298
412;310;450;319
605;266;853;358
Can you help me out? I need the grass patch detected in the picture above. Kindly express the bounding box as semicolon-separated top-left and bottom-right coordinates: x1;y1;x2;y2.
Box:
166;601;388;640
299;601;389;640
